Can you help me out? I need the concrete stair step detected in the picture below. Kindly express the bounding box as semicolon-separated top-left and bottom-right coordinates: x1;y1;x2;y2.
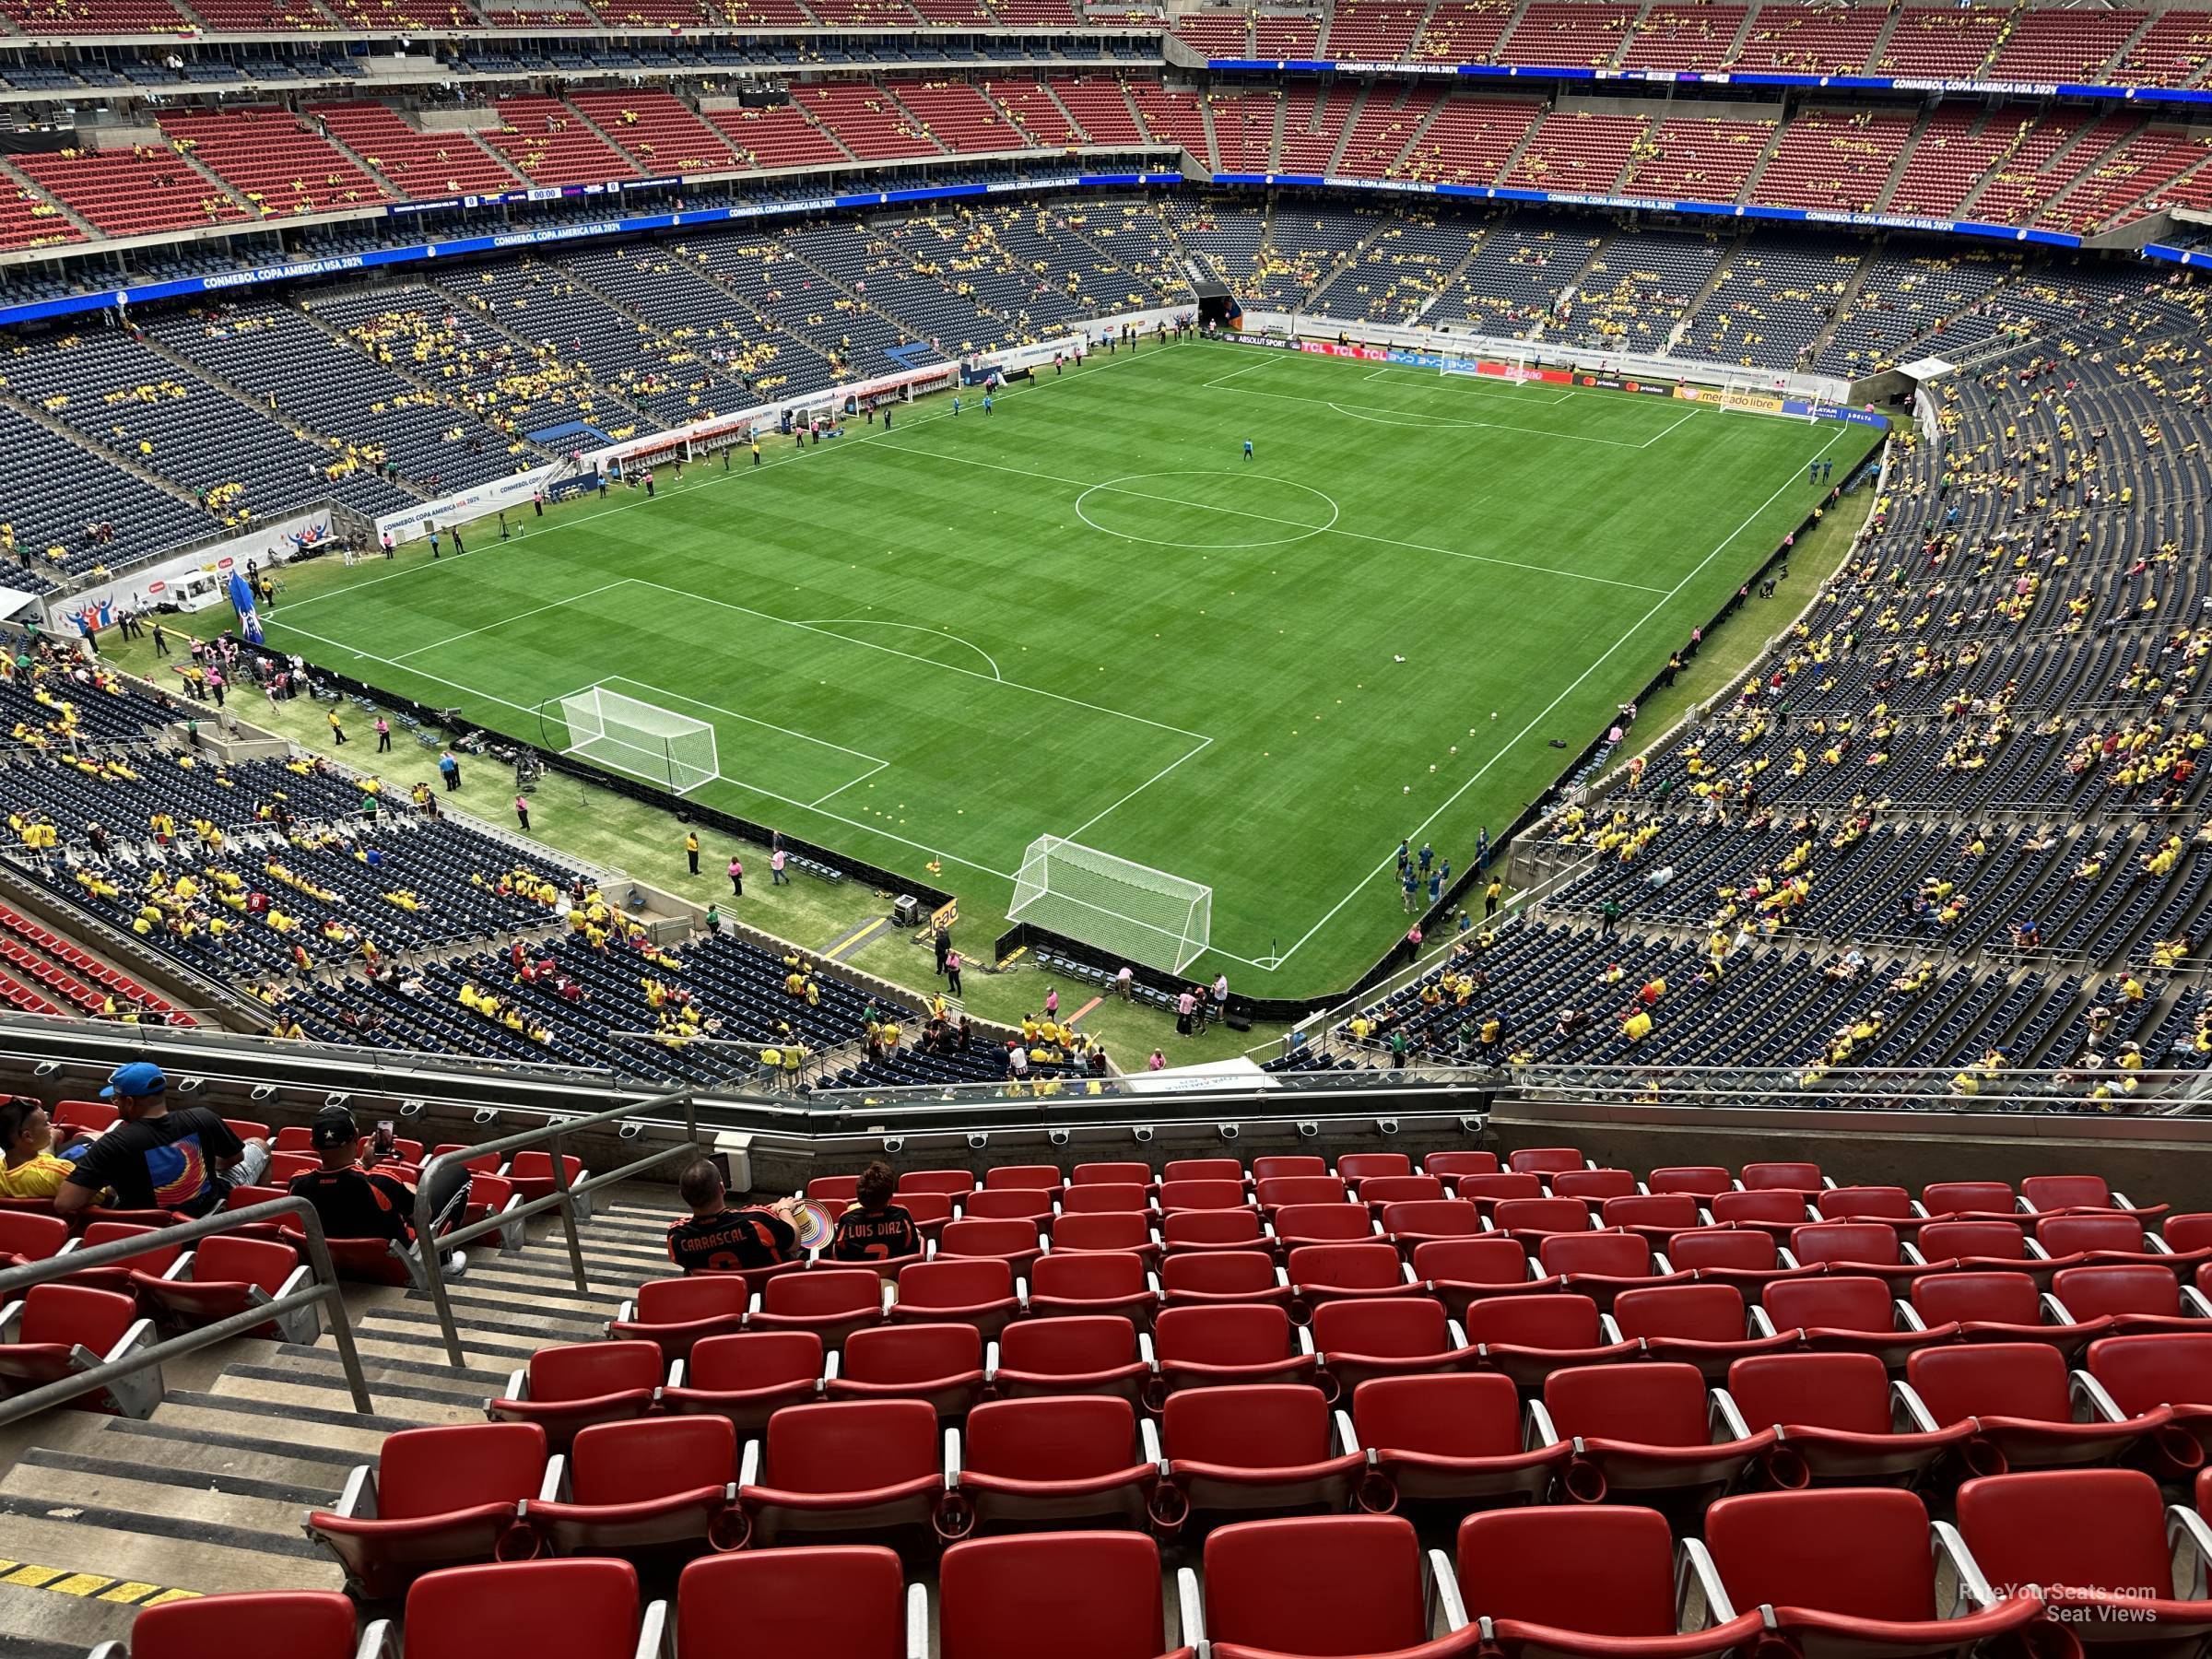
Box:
210;1361;482;1425
0;1505;336;1599
362;1302;602;1352
145;1394;400;1461
0;1577;145;1657
0;1460;314;1553
84;1421;352;1498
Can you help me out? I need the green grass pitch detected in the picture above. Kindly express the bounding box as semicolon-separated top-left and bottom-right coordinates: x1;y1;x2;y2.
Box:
264;339;1879;995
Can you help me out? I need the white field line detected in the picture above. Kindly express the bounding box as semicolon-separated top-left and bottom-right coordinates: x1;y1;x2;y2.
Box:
392;581;632;662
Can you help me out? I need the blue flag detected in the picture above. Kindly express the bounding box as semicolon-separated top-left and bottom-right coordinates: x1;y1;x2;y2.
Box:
226;571;264;646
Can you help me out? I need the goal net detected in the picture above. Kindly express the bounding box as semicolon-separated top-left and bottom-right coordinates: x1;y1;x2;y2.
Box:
553;684;720;796
1008;835;1212;974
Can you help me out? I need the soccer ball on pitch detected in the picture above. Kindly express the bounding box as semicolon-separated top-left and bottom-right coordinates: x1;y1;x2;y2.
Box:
1403;785;1411;794
1491;712;1500;721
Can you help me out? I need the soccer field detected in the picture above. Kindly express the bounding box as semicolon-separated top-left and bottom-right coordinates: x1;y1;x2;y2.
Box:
264;340;1879;995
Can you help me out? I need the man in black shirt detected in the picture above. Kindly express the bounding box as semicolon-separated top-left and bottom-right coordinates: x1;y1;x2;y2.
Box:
829;1160;920;1263
58;1061;268;1218
665;1159;800;1274
288;1106;472;1274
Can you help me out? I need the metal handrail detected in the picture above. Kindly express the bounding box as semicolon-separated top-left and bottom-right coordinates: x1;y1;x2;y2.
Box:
410;1086;702;1368
0;1195;373;1423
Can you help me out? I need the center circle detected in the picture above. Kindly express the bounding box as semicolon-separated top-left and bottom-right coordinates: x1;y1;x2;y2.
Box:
1073;470;1341;550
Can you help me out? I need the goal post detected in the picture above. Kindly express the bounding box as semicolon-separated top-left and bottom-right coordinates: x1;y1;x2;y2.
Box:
1008;835;1212;974
549;684;720;796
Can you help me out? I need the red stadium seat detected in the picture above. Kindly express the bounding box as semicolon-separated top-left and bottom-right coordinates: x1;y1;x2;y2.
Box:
1164;1158;1245;1184
1922;1182;2018;1220
2023;1175;2161;1218
487;1340;660;1452
1160;1250;1295;1312
662;1330;824;1435
1959;1468;2212;1652
1726;1352;1968;1488
55;1220;188;1297
1159;1180;1251;1214
1415;1237;1556;1321
1051;1210;1159;1265
1507;1149;1587;1177
990;1314;1152;1404
0;1283;160;1417
1196;1514;1457;1657
1381;1200;1485;1252
607;1275;750;1364
1493;1198;1595;1247
1312;1296;1474;1396
676;1546;916;1659
1255;1175;1355;1215
524;1413;738;1556
1662;1228;1818;1296
960;1188;1057;1225
105;1592;371;1659
1288;1241;1418;1312
1160;1208;1269;1255
1455;1504;1765;1659
1649;1168;1732;1199
0;1210;68;1268
889;1258;1020;1340
1541;1360;1772;1507
1153;1383;1360;1530
1700;1488;2041;1659
1911;1271;2105;1358
131;1233;315;1343
829;1322;986;1418
983;1164;1064;1193
1743;1163;1826;1195
1152;1303;1318;1399
1462;1293;1637;1388
953;1394;1158;1534
2053;1264;2212;1335
1539;1231;1688;1311
1907;1342;2163;1474
1027;1250;1159;1324
305;1422;547;1599
1455;1172;1547;1216
1423;1151;1500;1182
1252;1156;1330;1182
1338;1154;1414;1183
1354;1371;1570;1511
1789;1222;1926;1288
1760;1277;1954;1370
937;1531;1189;1659
736;1398;949;1550
898;1170;978;1198
1273;1203;1380;1248
1611;1284;1795;1381
1707;1189;1814;1239
937;1218;1045;1273
1817;1187;1926;1232
1356;1175;1447;1216
1916;1220;2051;1282
1553;1169;1641;1206
1071;1162;1155;1189
1601;1194;1707;1243
749;1267;888;1350
401;1558;642;1659
2085;1332;2212;1465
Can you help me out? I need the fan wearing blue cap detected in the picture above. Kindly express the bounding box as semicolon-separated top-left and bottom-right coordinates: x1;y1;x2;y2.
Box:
56;1061;270;1218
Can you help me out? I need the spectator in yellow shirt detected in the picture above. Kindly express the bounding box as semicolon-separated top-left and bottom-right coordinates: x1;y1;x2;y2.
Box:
0;1097;95;1201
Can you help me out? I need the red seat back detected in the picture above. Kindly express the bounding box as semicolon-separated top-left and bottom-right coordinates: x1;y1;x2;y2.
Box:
1158;1180;1247;1213
1613;1283;1744;1343
2022;1175;2115;1213
0;1210;69;1262
1381;1200;1481;1240
688;1331;824;1393
1161;1252;1278;1298
2086;1332;2212;1414
125;1591;360;1659
897;1171;977;1197
18;1284;135;1351
764;1400;939;1489
1252;1157;1330;1182
1161;1209;1265;1250
1358;1175;1445;1208
1493;1198;1591;1238
1918;1220;2027;1262
677;1547;906;1659
1727;1352;1892;1434
1602;1194;1703;1233
937;1532;1168;1659
1155;1303;1296;1366
1924;1182;2017;1218
960;1190;1056;1223
1907;1343;2071;1427
1273;1205;1375;1245
1202;1514;1428;1655
1029;1252;1147;1301
1462;1293;1604;1349
1544;1361;1709;1447
527;1341;661;1401
1254;1176;1350;1211
1912;1271;2038;1327
996;1316;1141;1378
1455;1506;1681;1635
1456;1172;1545;1205
1412;1237;1533;1286
807;1176;861;1203
1956;1468;2173;1605
1060;1184;1152;1216
1506;1149;1585;1176
1311;1297;1452;1359
2039;1214;2147;1256
1287;1243;1404;1291
1817;1186;1915;1223
570;1415;735;1504
896;1258;1015;1311
1353;1371;1524;1456
636;1276;748;1324
964;1395;1139;1480
1163;1159;1244;1183
1648;1167;1731;1198
190;1234;300;1296
2163;1215;2212;1254
938;1219;1041;1261
1051;1214;1152;1254
841;1322;982;1384
763;1269;882;1318
1792;1222;1903;1269
1742;1163;1823;1194
1423;1152;1500;1179
378;1422;547;1519
1554;1170;1639;1203
79;1221;184;1277
1709;1190;1809;1228
983;1165;1063;1192
1161;1382;1332;1465
1541;1231;1652;1278
2053;1264;2183;1320
1071;1163;1153;1187
1337;1154;1414;1182
1665;1230;1779;1272
1762;1277;1895;1335
404;1559;637;1659
1704;1488;1938;1622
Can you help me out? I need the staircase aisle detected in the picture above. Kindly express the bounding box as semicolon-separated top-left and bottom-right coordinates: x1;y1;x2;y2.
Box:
0;1203;673;1656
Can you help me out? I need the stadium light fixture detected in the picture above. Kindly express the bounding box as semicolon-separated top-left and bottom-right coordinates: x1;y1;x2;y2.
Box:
1218;1124;1240;1143
1377;1119;1400;1137
1297;1121;1319;1138
1047;1129;1071;1147
324;1092;350;1111
882;1136;906;1154
967;1133;990;1151
1132;1127;1154;1145
250;1084;276;1102
473;1107;500;1125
